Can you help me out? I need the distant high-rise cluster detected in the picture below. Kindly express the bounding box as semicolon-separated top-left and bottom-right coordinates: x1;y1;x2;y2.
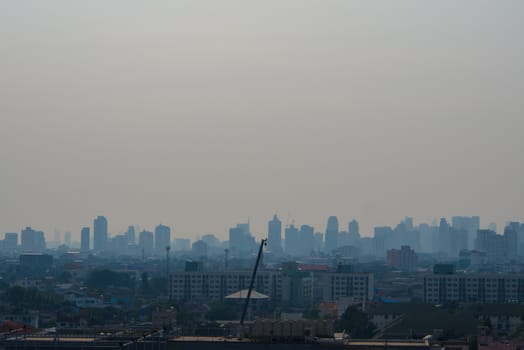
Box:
3;213;524;266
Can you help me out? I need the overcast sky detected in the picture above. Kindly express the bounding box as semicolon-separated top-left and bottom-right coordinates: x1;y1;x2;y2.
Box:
1;1;524;241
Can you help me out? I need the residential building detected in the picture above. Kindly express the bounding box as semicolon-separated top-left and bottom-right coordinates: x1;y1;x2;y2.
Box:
387;245;418;271
424;273;524;304
154;224;171;256
325;216;339;254
267;214;283;255
80;227;90;252
93;216;108;252
138;230;154;257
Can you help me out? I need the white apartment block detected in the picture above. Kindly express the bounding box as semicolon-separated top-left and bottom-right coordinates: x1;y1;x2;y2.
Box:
169;271;283;302
169;271;374;303
313;273;374;303
424;274;524;304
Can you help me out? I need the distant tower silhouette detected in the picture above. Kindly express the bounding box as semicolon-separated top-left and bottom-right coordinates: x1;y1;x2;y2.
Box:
325;216;339;254
268;214;283;254
93;216;108;252
166;245;171;298
224;248;229;270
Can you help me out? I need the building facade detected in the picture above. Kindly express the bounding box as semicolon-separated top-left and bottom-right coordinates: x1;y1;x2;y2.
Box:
267;214;283;255
80;227;90;252
424;273;524;304
169;270;374;304
154;224;171;256
93;216;108;252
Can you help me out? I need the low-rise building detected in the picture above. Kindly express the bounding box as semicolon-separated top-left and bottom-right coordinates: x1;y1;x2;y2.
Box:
424;273;524;304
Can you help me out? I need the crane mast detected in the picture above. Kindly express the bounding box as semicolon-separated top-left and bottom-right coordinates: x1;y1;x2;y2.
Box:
240;238;267;326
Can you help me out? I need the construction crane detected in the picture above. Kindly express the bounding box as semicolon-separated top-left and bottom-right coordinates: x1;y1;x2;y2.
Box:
240;238;267;326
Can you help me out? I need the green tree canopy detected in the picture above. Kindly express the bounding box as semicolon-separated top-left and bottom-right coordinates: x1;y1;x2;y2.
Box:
338;306;376;339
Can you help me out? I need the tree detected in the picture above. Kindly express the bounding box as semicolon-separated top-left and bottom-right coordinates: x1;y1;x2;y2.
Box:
338;306;376;339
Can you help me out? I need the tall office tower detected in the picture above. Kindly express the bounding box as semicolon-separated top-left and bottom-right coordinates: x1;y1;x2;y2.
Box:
229;223;256;255
284;224;300;256
64;232;72;247
299;225;315;256
267;214;283;254
3;233;18;252
348;219;360;245
126;226;136;245
111;234;129;255
439;218;451;256
403;217;414;231
21;227;46;252
338;231;350;247
81;227;90;252
374;226;392;258
35;230;46;251
506;222;524;256
503;226;518;259
139;230;154;257
314;232;324;253
21;227;36;252
325;216;339;254
229;227;244;254
451;216;480;249
93;215;108;252
155;224;171;255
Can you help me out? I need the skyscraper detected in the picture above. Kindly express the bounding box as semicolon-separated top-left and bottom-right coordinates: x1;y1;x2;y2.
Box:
21;227;46;252
3;233;18;253
93;216;108;252
155;224;171;255
451;216;480;249
126;226;136;245
268;214;282;254
229;223;256;255
325;216;339;254
139;230;154;257
81;227;90;252
284;224;299;256
64;231;71;247
348;219;361;245
299;224;314;256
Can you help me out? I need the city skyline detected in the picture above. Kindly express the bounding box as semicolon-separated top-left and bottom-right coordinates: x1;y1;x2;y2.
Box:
0;213;511;244
2;1;524;241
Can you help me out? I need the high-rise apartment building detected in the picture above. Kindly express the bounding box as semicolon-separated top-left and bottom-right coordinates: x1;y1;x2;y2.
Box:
138;230;154;257
21;227;46;252
267;214;282;255
93;216;108;252
154;224;171;255
299;225;315;256
64;232;71;247
81;227;90;252
348;219;360;244
452;216;480;249
325;216;339;254
284;224;300;256
229;223;256;255
126;226;136;245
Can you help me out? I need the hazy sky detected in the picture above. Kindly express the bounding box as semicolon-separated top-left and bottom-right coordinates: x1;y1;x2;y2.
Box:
1;1;524;241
